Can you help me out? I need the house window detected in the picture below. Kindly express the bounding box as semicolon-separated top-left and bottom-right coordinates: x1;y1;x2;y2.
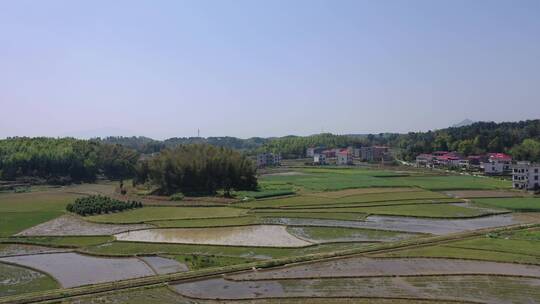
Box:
535;169;539;173
535;176;539;181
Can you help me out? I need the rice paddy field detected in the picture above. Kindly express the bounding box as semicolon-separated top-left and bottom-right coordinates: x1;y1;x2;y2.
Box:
1;166;540;303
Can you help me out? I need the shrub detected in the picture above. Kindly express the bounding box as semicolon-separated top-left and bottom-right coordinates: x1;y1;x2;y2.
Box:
66;195;142;216
170;193;185;201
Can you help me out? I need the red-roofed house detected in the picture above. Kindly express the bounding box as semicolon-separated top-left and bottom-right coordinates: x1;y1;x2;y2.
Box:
337;149;353;165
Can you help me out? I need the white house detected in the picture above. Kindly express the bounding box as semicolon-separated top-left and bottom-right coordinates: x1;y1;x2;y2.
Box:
336;150;353;165
256;153;281;168
512;161;540;190
313;153;327;165
482;153;512;175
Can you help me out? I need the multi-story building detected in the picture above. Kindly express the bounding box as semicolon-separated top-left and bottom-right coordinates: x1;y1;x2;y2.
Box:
313;153;327;165
512;162;540;190
256;153;281;168
360;146;389;162
416;154;435;168
336;150;353;165
306;147;325;158
482;153;512;175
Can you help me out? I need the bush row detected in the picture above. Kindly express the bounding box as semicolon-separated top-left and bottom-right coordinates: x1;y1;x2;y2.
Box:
66;195;142;216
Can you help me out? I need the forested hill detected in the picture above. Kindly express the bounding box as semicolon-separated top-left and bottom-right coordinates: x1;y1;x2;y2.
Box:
98;136;269;154
93;120;540;161
395;120;540;161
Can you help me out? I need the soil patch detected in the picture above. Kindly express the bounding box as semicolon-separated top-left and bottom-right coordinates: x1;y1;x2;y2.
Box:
114;225;312;247
16;214;152;236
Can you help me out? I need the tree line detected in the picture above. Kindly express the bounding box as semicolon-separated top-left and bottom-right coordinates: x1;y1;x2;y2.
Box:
135;144;257;196
0;137;138;183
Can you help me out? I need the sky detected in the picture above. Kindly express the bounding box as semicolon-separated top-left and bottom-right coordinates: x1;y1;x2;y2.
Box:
1;0;539;139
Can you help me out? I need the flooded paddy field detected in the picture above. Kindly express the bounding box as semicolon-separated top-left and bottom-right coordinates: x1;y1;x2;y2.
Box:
115;225;312;247
172;275;540;303
286;226;419;243
16;214;152;236
0;262;58;297
263;213;522;235
0;252;155;288
230;257;540;280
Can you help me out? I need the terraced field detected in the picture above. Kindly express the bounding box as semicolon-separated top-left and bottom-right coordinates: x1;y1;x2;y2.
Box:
1;167;539;303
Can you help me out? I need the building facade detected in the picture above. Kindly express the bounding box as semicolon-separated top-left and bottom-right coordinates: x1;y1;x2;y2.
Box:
313;153;327;165
512;162;540;190
360;146;389;162
482;153;512;175
336;150;353;165
256;153;281;168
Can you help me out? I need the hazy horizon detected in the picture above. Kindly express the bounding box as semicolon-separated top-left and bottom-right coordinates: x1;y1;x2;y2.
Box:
2;0;540;139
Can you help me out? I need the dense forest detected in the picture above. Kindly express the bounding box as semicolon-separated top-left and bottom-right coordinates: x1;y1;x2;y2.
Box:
0;137;138;183
135;144;257;195
394;120;540;161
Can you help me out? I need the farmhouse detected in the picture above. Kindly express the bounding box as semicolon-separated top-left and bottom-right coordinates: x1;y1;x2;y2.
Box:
306;147;325;158
512;161;540;190
256;153;281;168
336;149;353;165
482;153;512;175
416;154;435;168
313;153;327;165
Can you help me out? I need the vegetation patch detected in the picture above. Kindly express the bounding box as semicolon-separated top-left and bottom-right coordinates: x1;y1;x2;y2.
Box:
0;262;59;297
66;195;142;216
174;254;253;270
2;236;113;248
149;216;261;228
255;212;367;221
474;197;540;212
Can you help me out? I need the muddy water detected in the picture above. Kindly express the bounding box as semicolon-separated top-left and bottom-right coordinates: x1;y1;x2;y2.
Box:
0;252;154;288
16;215;152;236
115;225;312;247
140;256;188;274
0;244;70;257
172;276;540;303
230;257;540;280
263;214;520;235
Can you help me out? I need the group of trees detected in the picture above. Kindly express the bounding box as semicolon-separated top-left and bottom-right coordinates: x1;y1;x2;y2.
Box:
0;137;138;183
66;195;142;216
394;120;540;161
135;144;257;196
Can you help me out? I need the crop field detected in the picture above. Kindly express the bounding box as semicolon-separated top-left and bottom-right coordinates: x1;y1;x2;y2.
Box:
86;206;249;223
0;263;59;297
1;167;539;303
474;197;540;211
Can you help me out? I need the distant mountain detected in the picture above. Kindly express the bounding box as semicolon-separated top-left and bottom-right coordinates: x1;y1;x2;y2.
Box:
452;119;475;128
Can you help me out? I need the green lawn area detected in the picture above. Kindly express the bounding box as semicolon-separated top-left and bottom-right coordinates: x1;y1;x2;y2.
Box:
376;244;540;264
474;197;540;211
2;236;113;248
0;263;59;297
149;215;260;228
83;241;363;260
86;206;249;223
279;198;462;209
446;237;540;257
255;211;368;221
239;190;448;209
0;191;80;237
258;168;510;192
255;203;490;218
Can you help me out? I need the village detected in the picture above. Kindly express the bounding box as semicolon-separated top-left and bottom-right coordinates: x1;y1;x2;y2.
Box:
257;147;540;192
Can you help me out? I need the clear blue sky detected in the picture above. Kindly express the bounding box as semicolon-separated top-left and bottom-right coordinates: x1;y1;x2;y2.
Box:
1;0;539;139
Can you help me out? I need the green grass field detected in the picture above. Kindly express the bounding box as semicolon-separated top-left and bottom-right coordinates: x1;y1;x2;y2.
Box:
0;191;80;237
86;206;249;223
474;197;540;211
0;263;59;297
255;211;368;221
258;168;510;192
82;241;364;260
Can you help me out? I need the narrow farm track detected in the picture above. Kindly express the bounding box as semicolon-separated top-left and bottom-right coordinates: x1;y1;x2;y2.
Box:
1;222;537;304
